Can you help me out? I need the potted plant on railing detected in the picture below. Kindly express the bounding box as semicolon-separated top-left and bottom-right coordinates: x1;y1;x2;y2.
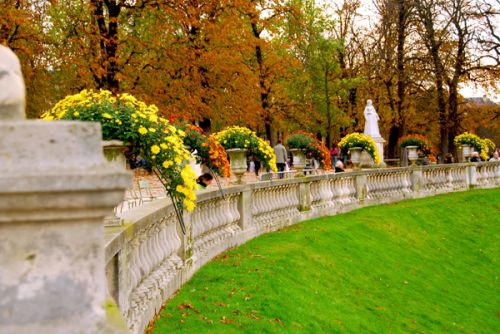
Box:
339;133;380;169
286;132;332;171
214;126;277;183
484;138;496;157
398;134;433;166
454;132;488;162
41;90;198;219
181;124;231;178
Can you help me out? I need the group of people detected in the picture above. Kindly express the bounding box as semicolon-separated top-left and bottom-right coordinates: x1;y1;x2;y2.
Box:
245;140;346;179
445;149;500;163
194;144;500;190
245;140;289;178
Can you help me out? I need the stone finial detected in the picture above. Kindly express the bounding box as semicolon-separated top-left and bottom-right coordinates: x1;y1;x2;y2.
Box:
0;45;26;120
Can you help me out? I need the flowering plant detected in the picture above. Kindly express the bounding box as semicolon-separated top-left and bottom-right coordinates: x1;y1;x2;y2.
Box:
398;134;433;155
41;89;197;211
182;124;230;177
286;132;332;170
339;132;381;164
214;126;277;172
483;138;496;154
454;132;488;160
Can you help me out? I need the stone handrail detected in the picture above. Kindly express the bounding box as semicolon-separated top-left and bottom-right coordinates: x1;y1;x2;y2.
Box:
105;162;500;333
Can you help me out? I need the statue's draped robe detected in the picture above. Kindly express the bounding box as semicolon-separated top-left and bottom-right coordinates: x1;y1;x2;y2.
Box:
363;104;381;138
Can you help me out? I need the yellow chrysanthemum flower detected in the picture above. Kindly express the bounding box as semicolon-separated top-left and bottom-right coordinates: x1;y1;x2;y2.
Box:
151;145;160;154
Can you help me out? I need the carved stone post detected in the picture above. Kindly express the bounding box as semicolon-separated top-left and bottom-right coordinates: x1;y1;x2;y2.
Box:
467;163;477;189
0;46;130;334
410;166;423;198
298;182;312;212
355;173;367;204
238;188;253;230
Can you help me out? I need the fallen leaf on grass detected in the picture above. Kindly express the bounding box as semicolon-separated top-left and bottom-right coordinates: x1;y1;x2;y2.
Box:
245;310;260;320
178;303;194;311
220;316;235;324
269;317;284;326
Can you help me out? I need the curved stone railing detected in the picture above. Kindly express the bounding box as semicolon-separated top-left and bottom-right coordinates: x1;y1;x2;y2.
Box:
104;162;500;333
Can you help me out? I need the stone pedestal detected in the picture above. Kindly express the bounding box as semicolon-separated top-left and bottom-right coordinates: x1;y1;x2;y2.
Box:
359;137;386;167
373;136;385;166
0;121;131;334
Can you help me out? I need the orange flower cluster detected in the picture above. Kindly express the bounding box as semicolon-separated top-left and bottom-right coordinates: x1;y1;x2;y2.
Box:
206;135;231;177
185;124;231;177
288;131;332;170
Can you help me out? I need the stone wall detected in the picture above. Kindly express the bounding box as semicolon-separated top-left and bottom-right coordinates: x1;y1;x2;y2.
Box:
104;162;500;333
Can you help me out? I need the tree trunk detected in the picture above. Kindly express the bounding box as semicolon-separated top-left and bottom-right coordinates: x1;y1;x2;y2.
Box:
251;20;275;146
324;68;333;148
387;125;400;159
396;0;407;136
90;0;121;94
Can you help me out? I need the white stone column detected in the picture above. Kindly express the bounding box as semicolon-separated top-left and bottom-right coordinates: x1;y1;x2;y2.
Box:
0;121;131;334
0;43;130;334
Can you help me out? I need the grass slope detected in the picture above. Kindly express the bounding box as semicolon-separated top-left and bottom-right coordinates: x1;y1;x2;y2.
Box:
152;189;500;333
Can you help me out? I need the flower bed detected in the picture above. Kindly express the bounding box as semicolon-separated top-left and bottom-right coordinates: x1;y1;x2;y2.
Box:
182;124;230;177
398;134;433;155
339;132;381;164
454;132;488;160
41;89;197;211
286;132;332;170
214;126;277;172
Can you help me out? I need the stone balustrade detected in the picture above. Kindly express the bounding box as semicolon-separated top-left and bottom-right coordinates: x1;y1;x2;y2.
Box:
105;162;500;334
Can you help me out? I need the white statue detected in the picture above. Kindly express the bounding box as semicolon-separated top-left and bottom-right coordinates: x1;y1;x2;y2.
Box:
363;99;381;138
0;45;26;120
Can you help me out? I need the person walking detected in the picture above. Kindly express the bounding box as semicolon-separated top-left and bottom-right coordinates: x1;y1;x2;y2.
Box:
274;140;287;179
330;146;339;167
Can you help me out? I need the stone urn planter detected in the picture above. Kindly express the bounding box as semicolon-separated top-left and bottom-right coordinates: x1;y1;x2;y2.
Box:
406;145;419;165
102;140;127;169
290;148;306;171
348;147;363;169
102;140;128;226
226;148;247;184
460;144;472;162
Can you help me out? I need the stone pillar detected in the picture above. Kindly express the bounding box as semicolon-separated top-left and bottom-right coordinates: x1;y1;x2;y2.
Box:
467;163;477;189
298;182;312;212
0;122;131;334
355;173;367;204
238;188;253;230
0;45;130;334
373;137;386;166
410;166;423;197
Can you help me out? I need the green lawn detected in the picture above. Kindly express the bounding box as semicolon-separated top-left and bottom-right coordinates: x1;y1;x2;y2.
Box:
152;189;500;333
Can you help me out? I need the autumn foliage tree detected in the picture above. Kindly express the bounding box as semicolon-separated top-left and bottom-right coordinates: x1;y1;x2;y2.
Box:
2;0;499;155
